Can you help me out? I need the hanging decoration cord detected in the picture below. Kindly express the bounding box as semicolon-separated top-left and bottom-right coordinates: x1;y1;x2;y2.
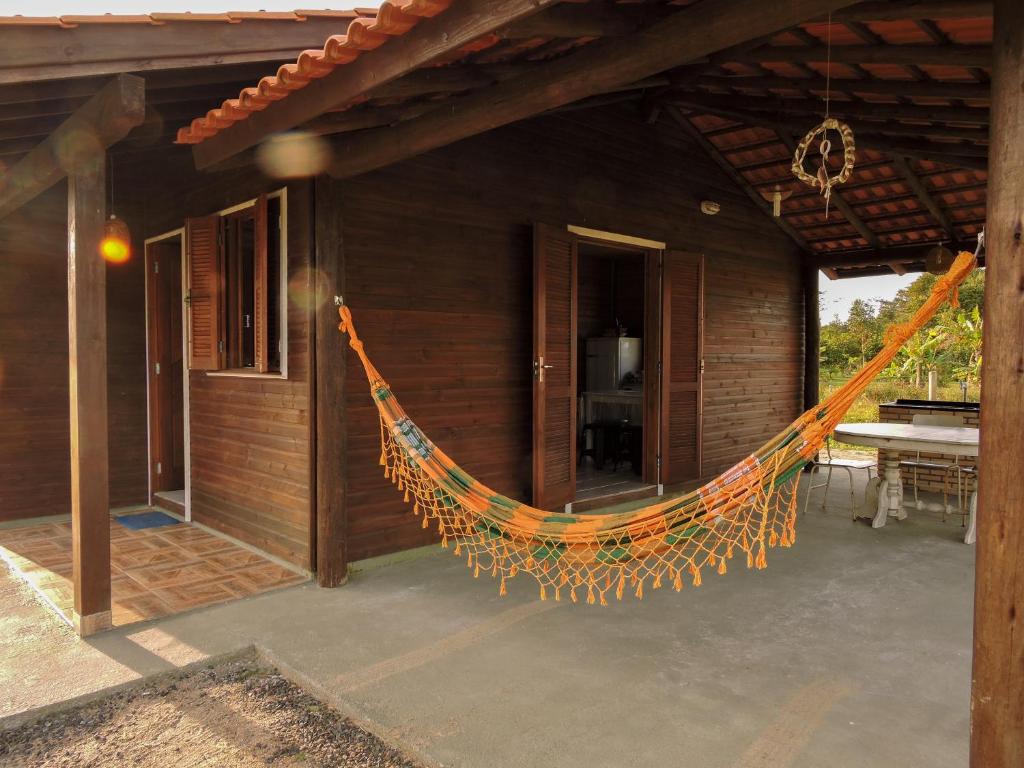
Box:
791;13;856;220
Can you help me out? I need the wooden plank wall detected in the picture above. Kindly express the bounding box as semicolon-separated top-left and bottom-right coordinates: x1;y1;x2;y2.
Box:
135;157;315;569
336;104;804;562
0;184;148;522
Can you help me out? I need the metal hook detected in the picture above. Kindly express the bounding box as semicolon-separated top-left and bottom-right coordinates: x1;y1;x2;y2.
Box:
974;229;985;258
334;295;345;307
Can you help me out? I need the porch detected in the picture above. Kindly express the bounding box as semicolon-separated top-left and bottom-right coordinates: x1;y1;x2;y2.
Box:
1;471;973;768
0;510;306;629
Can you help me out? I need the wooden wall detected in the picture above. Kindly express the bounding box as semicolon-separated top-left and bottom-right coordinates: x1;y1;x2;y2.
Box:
333;104;805;562
135;155;315;569
0;184;148;522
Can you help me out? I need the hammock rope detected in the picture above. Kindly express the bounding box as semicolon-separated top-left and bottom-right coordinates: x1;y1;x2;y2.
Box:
338;250;977;603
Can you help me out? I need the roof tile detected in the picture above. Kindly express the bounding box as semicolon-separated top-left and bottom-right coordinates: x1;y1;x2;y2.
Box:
176;0;454;145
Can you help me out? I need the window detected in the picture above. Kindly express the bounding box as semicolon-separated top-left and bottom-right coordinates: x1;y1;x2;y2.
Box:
185;189;287;376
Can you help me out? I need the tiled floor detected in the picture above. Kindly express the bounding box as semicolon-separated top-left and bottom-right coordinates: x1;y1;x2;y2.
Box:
0;514;307;627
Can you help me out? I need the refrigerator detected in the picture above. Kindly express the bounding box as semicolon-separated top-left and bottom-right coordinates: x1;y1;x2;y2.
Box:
584;337;642;391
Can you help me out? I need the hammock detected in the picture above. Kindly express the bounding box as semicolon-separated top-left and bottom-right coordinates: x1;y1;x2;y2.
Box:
338;250;977;604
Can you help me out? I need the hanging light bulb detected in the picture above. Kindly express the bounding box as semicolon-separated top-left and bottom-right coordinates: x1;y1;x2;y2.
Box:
99;154;131;264
100;214;131;264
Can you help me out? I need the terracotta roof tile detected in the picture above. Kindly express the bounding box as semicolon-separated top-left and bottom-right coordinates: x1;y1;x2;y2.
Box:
175;0;454;145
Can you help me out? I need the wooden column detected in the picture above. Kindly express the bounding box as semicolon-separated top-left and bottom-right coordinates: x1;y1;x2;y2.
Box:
802;262;820;412
68;156;111;636
313;175;348;586
971;0;1024;764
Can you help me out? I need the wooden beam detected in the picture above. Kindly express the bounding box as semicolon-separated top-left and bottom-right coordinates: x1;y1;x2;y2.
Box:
971;0;1024;764
690;73;990;100
326;0;864;179
892;154;957;238
832;0;992;21
67;155;111;636
673;100;989;169
193;0;560;170
497;3;672;39
314;175;348;588
810;242;961;268
672;90;990;125
732;44;991;67
667;107;812;253
0;18;369;85
0;74;145;220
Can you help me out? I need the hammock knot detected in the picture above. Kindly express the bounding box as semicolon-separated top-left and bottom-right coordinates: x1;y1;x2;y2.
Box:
883;321;916;347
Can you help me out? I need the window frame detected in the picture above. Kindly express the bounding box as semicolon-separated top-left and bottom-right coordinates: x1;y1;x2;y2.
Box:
195;187;289;380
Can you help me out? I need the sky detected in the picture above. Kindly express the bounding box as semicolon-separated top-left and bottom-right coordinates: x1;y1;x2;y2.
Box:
818;271;918;324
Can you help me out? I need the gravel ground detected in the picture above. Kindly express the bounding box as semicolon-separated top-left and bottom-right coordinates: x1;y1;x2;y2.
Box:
0;656;422;768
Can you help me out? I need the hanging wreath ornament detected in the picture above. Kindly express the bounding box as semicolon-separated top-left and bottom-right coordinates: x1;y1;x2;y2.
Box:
791;117;856;218
790;12;856;220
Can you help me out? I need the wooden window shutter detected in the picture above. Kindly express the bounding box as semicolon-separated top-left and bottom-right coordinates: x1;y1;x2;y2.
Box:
186;215;223;371
660;250;704;485
253;194;270;373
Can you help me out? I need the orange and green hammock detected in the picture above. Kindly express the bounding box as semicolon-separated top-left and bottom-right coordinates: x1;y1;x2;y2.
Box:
338;250;977;604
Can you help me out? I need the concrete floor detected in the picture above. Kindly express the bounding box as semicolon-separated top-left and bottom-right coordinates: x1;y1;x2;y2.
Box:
1;474;974;768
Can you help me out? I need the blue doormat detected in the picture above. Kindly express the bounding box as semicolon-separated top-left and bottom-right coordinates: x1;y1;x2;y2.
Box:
115;511;181;530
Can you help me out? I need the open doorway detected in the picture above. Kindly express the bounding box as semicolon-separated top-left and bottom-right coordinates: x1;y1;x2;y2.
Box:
145;232;188;518
575;241;651;504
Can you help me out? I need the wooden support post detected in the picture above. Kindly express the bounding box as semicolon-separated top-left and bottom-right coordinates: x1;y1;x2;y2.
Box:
802;262;820;413
971;0;1024;764
314;175;348;586
68;156;111;636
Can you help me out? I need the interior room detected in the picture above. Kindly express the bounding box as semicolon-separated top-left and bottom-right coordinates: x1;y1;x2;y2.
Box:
575;240;649;504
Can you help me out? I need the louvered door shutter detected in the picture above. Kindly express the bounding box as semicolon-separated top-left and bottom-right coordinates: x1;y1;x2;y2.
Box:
186;215;223;371
660;250;704;484
532;224;578;509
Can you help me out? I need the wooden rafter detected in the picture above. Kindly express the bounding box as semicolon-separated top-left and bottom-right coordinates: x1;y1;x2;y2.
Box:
688;74;990;101
193;0;562;169
830;0;992;22
497;3;672;39
731;44;991;66
671;99;988;170
323;0;865;179
891;154;958;238
671;90;990;125
810;243;965;269
0;74;145;220
667;107;811;254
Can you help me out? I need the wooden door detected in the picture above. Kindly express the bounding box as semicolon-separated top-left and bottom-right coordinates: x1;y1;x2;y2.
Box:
660;250;704;485
532;224;577;509
146;239;186;494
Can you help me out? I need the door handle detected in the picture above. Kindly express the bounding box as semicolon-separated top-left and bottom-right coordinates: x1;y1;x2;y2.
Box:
534;356;554;382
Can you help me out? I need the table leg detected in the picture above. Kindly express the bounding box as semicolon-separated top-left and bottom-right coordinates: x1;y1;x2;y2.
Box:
872;458;903;528
964;490;978;545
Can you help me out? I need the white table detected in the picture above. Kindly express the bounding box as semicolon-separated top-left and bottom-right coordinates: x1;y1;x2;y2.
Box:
833;422;979;544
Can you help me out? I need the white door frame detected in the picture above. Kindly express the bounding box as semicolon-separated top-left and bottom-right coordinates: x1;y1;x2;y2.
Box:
143;228;191;521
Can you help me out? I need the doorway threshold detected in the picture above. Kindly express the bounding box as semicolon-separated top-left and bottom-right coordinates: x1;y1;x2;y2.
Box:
573;483;659;513
153;490;186;517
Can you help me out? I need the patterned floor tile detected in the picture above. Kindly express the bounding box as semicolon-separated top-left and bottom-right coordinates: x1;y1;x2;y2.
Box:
0;515;306;628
